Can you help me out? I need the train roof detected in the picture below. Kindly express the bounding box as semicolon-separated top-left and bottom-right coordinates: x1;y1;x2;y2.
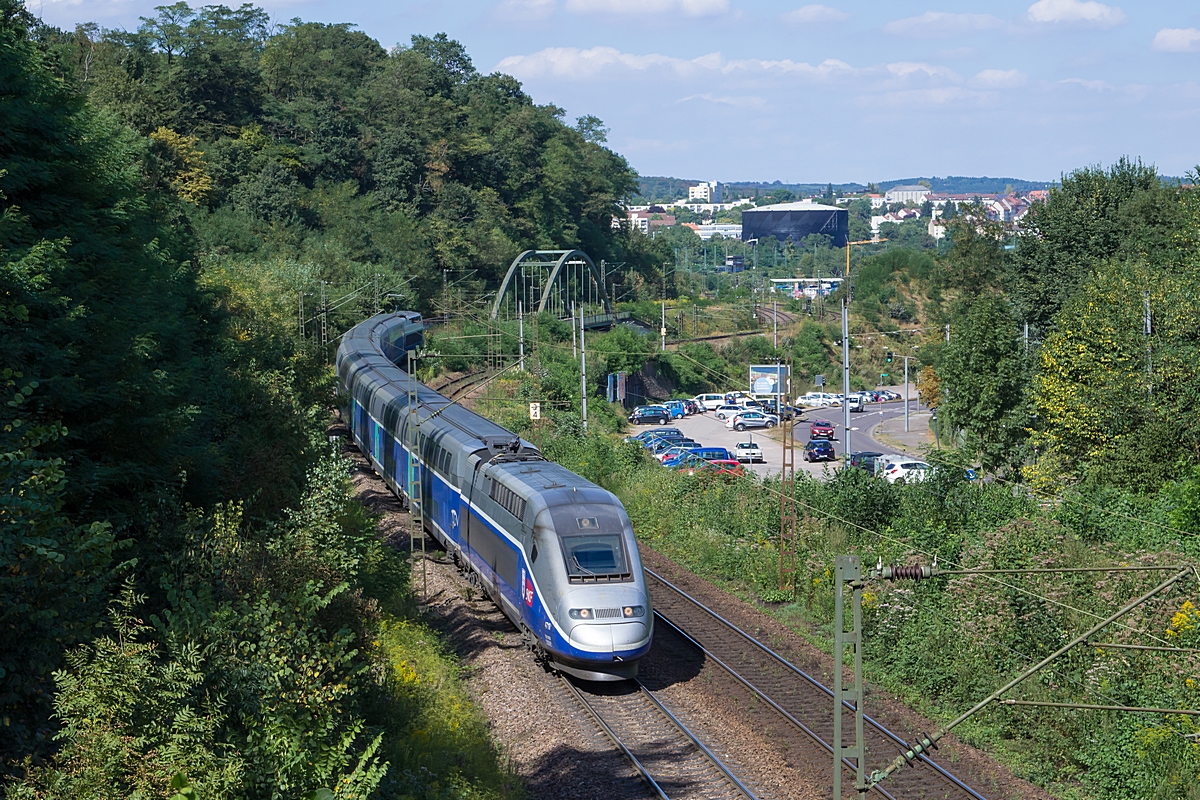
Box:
338;312;532;452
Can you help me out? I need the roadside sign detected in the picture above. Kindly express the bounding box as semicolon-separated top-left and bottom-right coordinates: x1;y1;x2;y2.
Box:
529;402;541;420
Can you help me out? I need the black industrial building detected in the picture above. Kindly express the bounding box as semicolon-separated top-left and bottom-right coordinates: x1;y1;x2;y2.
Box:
741;202;848;247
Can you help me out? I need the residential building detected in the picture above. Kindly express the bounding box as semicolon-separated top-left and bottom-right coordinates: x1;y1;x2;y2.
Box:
869;207;921;237
683;222;742;241
688;181;722;203
884;184;931;204
616;210;676;233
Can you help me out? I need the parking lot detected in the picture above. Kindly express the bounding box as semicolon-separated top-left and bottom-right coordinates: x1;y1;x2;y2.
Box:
666;412;841;479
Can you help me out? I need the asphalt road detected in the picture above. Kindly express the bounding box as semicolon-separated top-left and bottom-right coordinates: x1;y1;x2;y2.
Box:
652;397;922;478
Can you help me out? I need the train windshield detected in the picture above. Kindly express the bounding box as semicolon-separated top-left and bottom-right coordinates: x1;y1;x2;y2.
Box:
562;534;627;577
548;503;632;579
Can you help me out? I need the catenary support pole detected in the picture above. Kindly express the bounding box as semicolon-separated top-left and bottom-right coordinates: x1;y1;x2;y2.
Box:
842;298;851;465
661;299;666;351
518;301;524;372
904;356;910;433
580;310;588;431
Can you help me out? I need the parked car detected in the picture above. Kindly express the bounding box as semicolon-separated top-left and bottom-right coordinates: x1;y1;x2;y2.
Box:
693;393;725;411
625;429;682;449
663;400;687;419
665;447;732;467
735;441;764;463
651;437;697;455
724;391;750;404
799;391;842;408
804;439;837;462
625;427;682;444
714;404;745;420
848;451;885;475
726;411;780;431
758;399;798;420
883;460;931;484
679;457;745;477
657;445;700;463
809;419;836;440
628;405;672;425
684;399;703;415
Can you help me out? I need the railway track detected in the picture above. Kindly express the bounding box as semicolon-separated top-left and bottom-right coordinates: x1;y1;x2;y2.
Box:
646;569;987;800
432;370;492;401
755;306;796;327
561;675;758;800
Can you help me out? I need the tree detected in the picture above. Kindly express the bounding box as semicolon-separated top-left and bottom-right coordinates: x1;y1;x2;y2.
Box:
918;364;941;409
938;296;1030;474
1010;158;1179;332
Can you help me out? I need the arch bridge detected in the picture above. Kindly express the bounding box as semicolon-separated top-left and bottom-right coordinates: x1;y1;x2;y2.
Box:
490;249;615;324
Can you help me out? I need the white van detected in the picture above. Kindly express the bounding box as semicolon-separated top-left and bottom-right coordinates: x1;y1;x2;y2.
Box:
693;393;725;411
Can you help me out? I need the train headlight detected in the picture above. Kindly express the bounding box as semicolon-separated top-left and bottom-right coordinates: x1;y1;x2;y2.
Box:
568;608;593;619
623;605;645;618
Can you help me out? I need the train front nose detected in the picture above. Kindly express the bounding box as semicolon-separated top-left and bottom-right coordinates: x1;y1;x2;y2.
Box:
569;620;650;653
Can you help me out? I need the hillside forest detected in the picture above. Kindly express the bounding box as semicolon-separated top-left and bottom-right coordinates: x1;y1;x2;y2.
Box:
1;0;656;796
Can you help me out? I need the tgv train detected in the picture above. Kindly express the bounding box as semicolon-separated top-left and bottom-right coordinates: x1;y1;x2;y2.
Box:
336;312;652;681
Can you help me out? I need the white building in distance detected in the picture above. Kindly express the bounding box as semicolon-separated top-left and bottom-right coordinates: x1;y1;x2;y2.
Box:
688;181;722;203
884;184;931;204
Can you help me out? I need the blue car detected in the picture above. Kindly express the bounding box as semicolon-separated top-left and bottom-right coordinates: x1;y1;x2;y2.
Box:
663;400;687;419
625;427;681;445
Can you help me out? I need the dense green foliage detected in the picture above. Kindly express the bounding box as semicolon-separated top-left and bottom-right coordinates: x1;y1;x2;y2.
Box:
26;1;663;323
516;417;1200;799
2;5;527;797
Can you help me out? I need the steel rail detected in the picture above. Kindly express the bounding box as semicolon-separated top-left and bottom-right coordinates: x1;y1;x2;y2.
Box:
635;682;759;800
559;675;757;800
559;675;670;800
651;610;898;800
646;569;987;800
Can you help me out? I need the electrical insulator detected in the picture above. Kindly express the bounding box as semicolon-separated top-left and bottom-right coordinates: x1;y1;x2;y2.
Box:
880;564;933;581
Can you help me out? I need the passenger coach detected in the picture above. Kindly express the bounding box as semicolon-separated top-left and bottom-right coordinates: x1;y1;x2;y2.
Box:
336;312;652;680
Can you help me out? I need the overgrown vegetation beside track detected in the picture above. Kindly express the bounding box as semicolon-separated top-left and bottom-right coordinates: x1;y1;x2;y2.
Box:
521;424;1200;799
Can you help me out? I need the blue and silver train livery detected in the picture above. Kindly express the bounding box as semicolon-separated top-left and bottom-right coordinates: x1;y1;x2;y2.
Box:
336;312;653;681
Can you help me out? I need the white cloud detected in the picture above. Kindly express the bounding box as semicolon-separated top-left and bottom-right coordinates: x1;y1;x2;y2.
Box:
1059;77;1116;90
496;46;696;78
676;93;766;108
563;0;728;16
1027;0;1125;27
496;47;856;80
723;57;855;77
1152;28;1200;53
886;61;961;82
971;68;1028;88
495;0;556;20
782;5;849;25
884;12;1007;38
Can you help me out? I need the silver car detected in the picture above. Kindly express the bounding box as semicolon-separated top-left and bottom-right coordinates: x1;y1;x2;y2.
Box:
725;411;780;431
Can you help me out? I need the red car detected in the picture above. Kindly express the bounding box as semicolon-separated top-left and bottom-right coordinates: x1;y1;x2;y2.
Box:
810;419;836;440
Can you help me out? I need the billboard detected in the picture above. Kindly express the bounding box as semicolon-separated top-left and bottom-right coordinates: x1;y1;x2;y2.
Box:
749;364;790;396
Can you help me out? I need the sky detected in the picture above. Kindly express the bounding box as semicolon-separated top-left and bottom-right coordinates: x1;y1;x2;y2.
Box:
27;0;1200;184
